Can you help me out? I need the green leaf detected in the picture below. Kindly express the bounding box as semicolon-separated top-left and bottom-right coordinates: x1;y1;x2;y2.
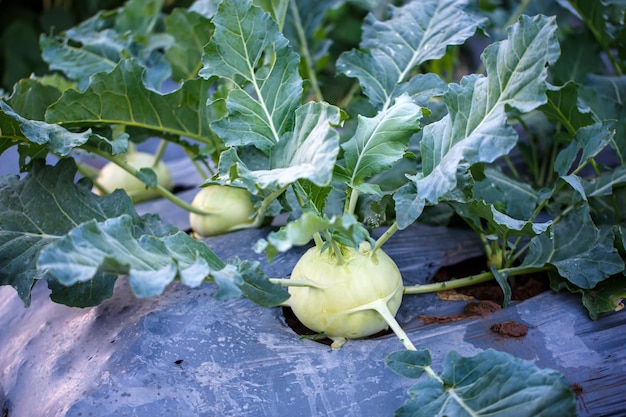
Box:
114;0;164;36
580;75;626;163
232;258;290;307
540;82;596;134
215;102;341;192
46;273;118;308
554;121;615;176
5;78;63;121
341;95;422;189
37;214;224;298
385;349;432;379
337;0;485;110
473;167;541;220
40;2;172;91
395;15;560;229
45;59;222;146
200;0;303;153
456;201;551;238
521;205;624;289
395;349;576;417
0;158;137;305
0;100;107;156
551;273;626;320
164;8;215;81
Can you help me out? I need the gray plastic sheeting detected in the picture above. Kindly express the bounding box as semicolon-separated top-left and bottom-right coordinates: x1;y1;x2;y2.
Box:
1;225;625;417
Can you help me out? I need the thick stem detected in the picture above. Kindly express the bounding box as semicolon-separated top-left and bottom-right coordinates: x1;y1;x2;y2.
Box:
403;265;553;295
372;222;398;255
346;187;360;215
269;278;326;289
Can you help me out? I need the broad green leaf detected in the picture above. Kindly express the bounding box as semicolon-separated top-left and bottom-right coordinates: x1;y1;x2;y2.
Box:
164;9;214;81
46;273;118;308
540;82;595;134
214;102;341;193
584;166;626;198
0;100;110;157
40;2;172;91
337;0;485;110
551;273;626;320
114;0;164;36
46;59;222;146
395;349;576;417
6;78;63;121
200;0;303;153
550;31;602;84
473;167;541;220
385;349;432;379
456;201;551;238
565;0;617;55
521;205;624;289
580;75;626;163
395;15;560;229
37;214;223;298
554;121;615;176
0;158;137;305
341;95;422;189
232;258;290;306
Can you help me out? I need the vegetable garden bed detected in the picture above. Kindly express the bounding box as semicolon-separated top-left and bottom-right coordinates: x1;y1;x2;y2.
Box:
1;0;625;416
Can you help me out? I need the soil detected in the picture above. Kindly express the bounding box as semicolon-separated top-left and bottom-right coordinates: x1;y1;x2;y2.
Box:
490;321;529;337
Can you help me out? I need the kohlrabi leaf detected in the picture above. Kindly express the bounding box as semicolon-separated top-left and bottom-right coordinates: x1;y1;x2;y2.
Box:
337;0;485;110
551;273;626;320
520;205;624;289
554;121;615;176
580;75;626;163
0;100;111;157
45;59;222;146
164;8;215;82
46;273;118;308
40;0;172;91
540;82;596;133
0;158;137;305
213;102;341;192
395;15;560;229
199;0;302;154
394;349;576;417
5;78;64;121
341;95;422;189
255;211;371;261
231;258;290;306
473;167;541;220
385;349;432;379
37;214;223;298
456;201;551;238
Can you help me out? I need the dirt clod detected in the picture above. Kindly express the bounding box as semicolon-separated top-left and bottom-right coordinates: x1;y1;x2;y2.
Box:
490;321;528;338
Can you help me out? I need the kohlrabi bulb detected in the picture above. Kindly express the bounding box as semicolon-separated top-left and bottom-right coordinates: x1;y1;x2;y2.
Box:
287;243;403;343
189;185;256;237
96;152;173;203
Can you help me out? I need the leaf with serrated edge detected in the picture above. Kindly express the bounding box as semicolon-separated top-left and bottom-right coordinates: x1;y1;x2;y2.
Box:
46;59;220;145
337;0;485;110
395;15;560;229
200;0;302;153
385;349;432;379
341;95;422;188
395;349;576;417
521;205;624;289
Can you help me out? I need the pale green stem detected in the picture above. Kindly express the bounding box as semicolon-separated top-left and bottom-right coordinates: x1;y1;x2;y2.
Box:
250;185;289;228
152;139;168;167
269;278;326;289
372;222;399;255
313;233;324;250
325;230;345;265
346;187;360;215
403;265;553;295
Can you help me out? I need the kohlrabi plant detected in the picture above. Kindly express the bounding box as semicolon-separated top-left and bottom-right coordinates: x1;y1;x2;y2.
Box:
2;0;625;415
